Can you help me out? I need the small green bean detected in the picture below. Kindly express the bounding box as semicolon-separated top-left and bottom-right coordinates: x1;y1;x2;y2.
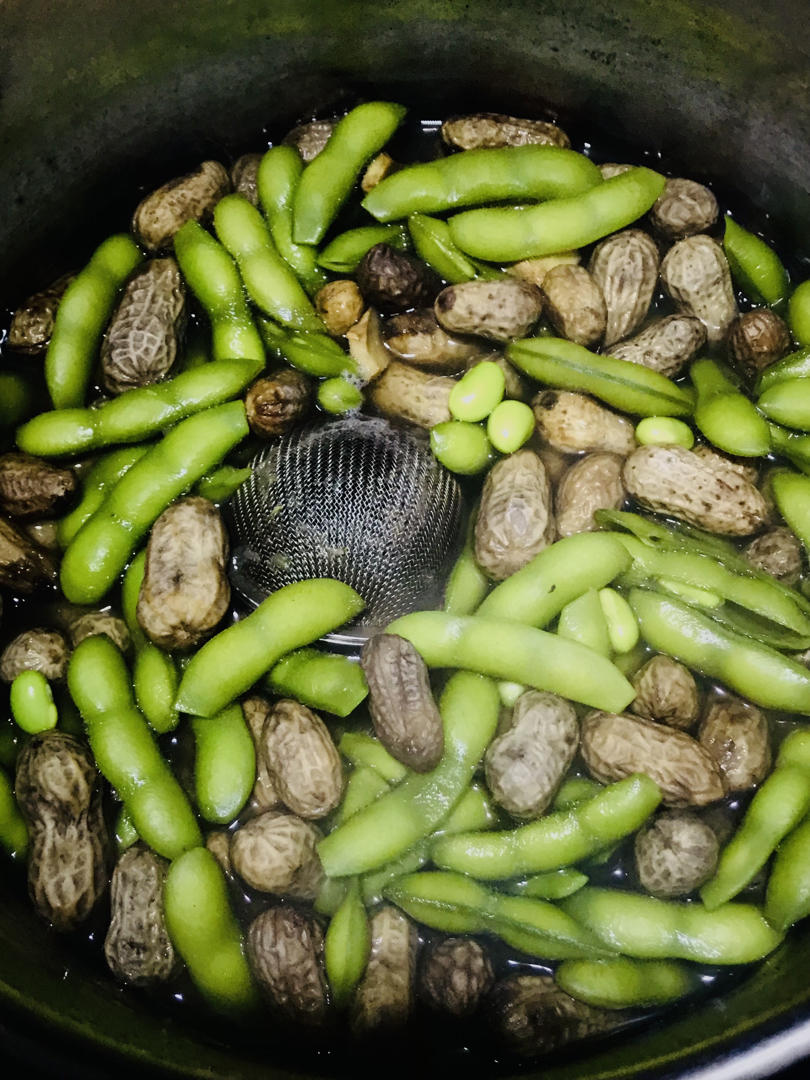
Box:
363;145;602;222
324;878;371;1008
598;588;639;653
443;507;490;615
114;803;139;853
10;670;58;734
265;647;368;717
634;416;695;449
164;847;258;1011
449;361;505;422
259;318;356;378
498;681;526;707
45;234;142;409
556;958;695;1009
176;579;364;717
57;447;149;546
557;589;611;657
0;765;28;859
486;400;535;454
317;224;409;273
505;869;589;901
191;704;255;825
449;166;665;262
317;376;364;415
429;421;493;474
788;280;810;346
691;357;769;456
194;464;252;503
723;216;790;306
294;102;407;244
758;378;810;430
256;146;328;294
407;213;501;283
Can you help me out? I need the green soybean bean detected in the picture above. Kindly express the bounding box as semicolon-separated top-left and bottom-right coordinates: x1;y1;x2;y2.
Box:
755;347;810;395
164;847;258;1011
318;672;500;877
449;166;665;262
67;635;202;858
407;213;501;284
0;765;28;859
194;464;252;503
443;508;490;616
765;815;810;931
449;361;505;422
723;216;790;306
700;731;810;910
478;532;631;626
506;869;589;901
294;102;407;244
771;469;810;554
429;421;493;474
507;336;694;417
45;234;143;409
758;379;810;430
691;358;770;456
634;416;695;449
498;681;526;707
10;670;58;734
317;224;409;273
114;803;139;853
387;610;634;712
176;579;364;717
259;318;356;378
0;371;37;431
122;551;180;734
628;587;810;713
173;221;265;366
213;194;323;332
788;280;810;346
432;774;660;880
324;878;370;1008
596;508;740;563
557;589;611;656
556;958;695;1009
562;887;782;964
486;400;535;454
60;401;248;604
363;145;602;223
256;146;328;294
595;593;636;657
191;704;255;825
18;358;258;458
265;647;368;717
317;376;364;415
57;447;149;546
338;732;408;784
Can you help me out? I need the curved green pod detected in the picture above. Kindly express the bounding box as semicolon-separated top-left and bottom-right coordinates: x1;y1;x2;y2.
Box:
57;447;149;546
317;223;409;273
723;215;790;306
758;378;810;430
266;647;368;717
191;704;255;824
257;145;328;294
789;280;810;346
755;347;810;395
691;357;770;456
556;958;695;1009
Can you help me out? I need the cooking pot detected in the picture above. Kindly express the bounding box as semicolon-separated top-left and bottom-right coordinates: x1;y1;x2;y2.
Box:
2;0;810;1076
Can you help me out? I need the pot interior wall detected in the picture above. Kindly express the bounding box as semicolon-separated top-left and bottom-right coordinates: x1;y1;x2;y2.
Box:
2;0;810;1076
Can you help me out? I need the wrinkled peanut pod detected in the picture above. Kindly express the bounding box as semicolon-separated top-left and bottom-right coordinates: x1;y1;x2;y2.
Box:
230;810;323;898
205;829;233;875
435;280;543;343
541;264;606;348
691;444;759;485
384;308;485;372
242;695;281;812
260;699;343;819
231;152;262;206
346;307;391;382
650;178;718;240
474;449;554;581
104;845;176;985
420;937;494;1017
245;369;313;437
533;390;636;455
698;696;772;791
442;113;570;150
352;904;417;1034
589;229;659;347
247;905;329;1024
283;119;336;162
0;628;69;683
315;280;365;337
630;655;700;730
508;252;581;289
727;309;792;380
484;690;579;817
610;314;707;378
132;160;230;251
0;453;78;521
554;452;626;539
488;974;615;1056
0;515;58;593
581;710;727;807
634;810;719;897
660;235;738;345
357;243;440;314
8;273;74;354
69;612;131;653
369;360;453;429
623;444;768;535
743;526;803;585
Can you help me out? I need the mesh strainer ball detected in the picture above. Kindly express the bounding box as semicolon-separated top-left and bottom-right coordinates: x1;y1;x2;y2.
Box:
227;416;464;646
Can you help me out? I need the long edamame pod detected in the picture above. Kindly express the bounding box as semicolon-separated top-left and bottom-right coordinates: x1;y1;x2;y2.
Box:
691;357;770;456
257;146;328;294
317;223;409;273
60;401;248;604
765;816;810;931
265;647;368;717
723;216;790;306
57;447;149;545
323;878;370;1008
556;958;695;1009
191;704;255;824
176;579;365;717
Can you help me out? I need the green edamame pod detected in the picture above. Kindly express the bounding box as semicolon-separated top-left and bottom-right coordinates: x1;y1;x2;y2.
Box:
18;358;258;458
408;213;501;283
60;401;248;605
0;765;28;859
257;146;328;294
557;589;612;656
768;424;810;476
562;887;782;964
691;358;770;456
324;879;370;1008
191;704;255;825
432;774;661;880
259;318;356;379
57;447;149;546
213;194;323;332
67;635;201;858
507;337;694;418
122;551;180;734
788;280;810;346
317;376;364;415
173;221;265;366
556;958;695;1009
478;533;630;626
765;816;810;930
317;224;409;273
194;464;252;503
723;216;790;306
176;578;364;717
771;469;810;553
758;379;810;430
294;101;407;244
338;732;408;784
318;672;500;877
265;647;368;717
114;803;139;853
553;776;604;811
386;610;635;713
337;766;391;825
363;145;601;222
443;507;489;616
449;166;665;262
0;371;37;432
10;670;58;734
755;347;810;395
596;508;740;563
164;847;258;1011
628;587;810;713
45;234;143;409
505;869;589;900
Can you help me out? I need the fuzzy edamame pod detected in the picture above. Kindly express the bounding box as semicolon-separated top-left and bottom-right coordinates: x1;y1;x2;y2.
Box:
338;732;408;784
121;551;179;734
324;878;371;1008
768;424;810;476
363;145;602;222
265;647;368;717
443;508;490;616
176;578;365;717
562;887;782;964
191;704;255;824
213;194;323;332
765;815;810;931
770;470;810;553
789;280;810;346
628;587;810;713
386;611;635;712
505;869;589;901
194;464;252;503
318;672;500;877
173;221;265;366
67;635;202;858
432;774;661;880
18;358;259;458
259;318;357;378
558;589;612;656
723;216;790;306
556;958;695;1009
448;166;665;262
293;101;407;244
691;358;770;456
10;671;58;734
256;146;327;294
317;223;409;273
0;371;37;432
57;447;149;546
0;765;28;858
755;347;810;395
758;379;810;430
407;213;501;283
45;234;143;409
164;847;258;1011
507;337;694;417
60;400;248;604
